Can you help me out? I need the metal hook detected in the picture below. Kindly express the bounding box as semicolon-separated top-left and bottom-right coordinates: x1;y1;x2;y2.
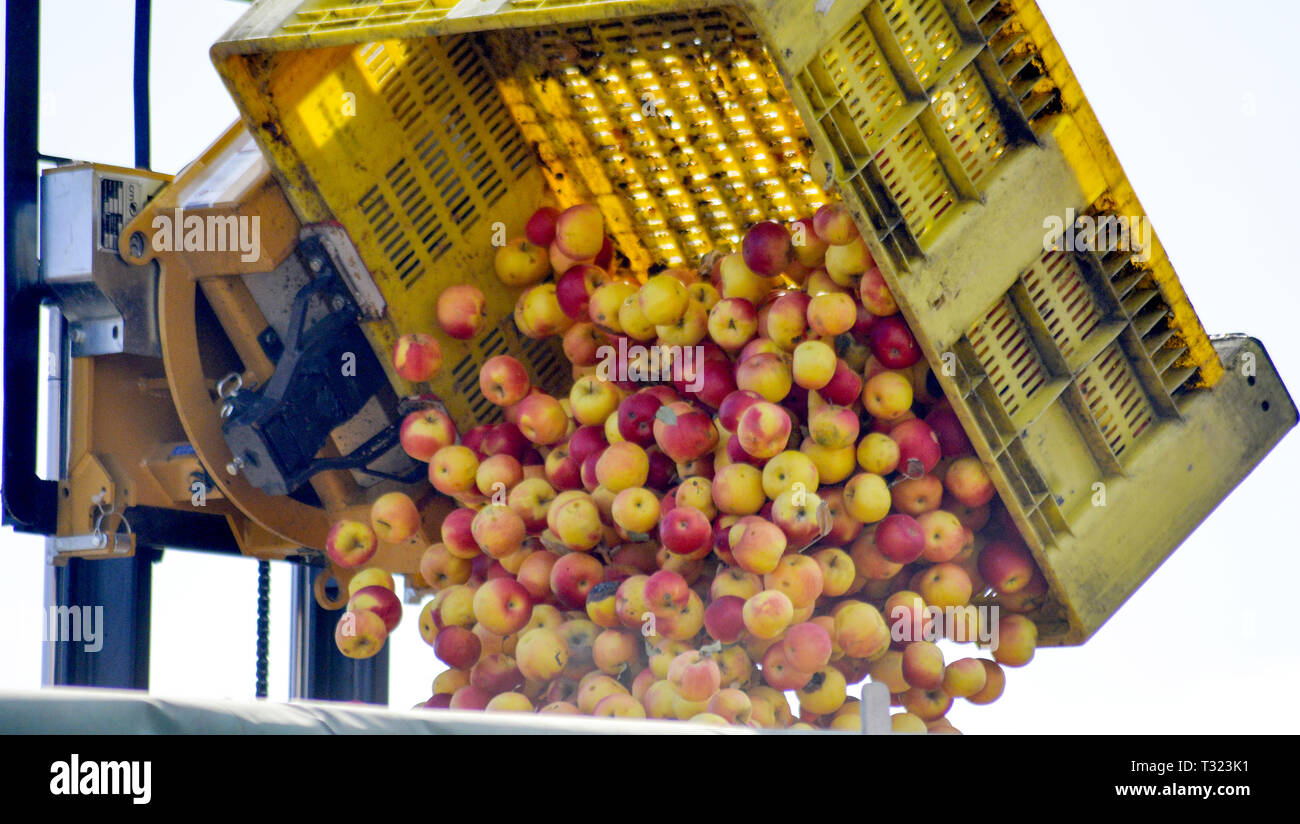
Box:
217;372;244;399
91;496;133;551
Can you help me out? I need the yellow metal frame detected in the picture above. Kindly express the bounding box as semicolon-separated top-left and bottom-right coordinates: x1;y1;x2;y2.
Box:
117;125;446;584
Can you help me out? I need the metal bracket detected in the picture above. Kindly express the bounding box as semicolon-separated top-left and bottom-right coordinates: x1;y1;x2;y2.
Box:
300;222;386;321
219;249;415;495
45;531;133;560
68;315;125;358
280;419;424;488
39;164;169;358
45;505;136;564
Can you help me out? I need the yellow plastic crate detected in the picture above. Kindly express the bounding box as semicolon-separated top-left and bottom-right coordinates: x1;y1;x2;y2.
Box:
211;0;1294;644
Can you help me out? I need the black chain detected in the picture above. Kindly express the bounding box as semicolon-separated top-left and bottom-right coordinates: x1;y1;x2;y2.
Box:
256;560;270;698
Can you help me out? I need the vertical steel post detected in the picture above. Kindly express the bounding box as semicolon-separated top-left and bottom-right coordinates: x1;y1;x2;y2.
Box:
3;0;58;534
49;549;160;689
133;0;151;170
289;563;388;704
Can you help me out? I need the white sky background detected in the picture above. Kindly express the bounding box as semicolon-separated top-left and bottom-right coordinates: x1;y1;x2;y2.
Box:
1;0;1298;732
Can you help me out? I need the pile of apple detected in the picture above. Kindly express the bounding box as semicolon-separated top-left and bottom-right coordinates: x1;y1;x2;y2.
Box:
324;201;1050;733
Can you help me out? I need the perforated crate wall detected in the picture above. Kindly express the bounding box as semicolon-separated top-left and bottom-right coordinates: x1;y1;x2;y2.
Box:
489;8;828;272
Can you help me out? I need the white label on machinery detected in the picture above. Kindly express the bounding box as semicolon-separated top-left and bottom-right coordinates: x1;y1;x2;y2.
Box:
98;176;150;252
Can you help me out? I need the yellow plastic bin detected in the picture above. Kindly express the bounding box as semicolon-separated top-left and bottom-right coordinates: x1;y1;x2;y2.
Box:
209;0;1294;644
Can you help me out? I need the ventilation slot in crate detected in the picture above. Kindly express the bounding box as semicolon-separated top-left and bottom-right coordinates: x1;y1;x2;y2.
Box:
1076;342;1156;461
357;178;424;290
1022;250;1104;365
968;295;1049;422
341;35;537;293
493;9;825;273
798;14;907;159
451;328;506;427
872;120;957;242
359;41;397;88
973;1;1061;133
931;63;1009;189
1080;201;1209;398
519;335;569;398
965;0;1002;30
285;1;452;35
881;0;963;88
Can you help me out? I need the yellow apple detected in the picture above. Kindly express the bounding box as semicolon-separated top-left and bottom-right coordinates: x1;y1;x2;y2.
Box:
759;447;820;498
843;472;891;523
